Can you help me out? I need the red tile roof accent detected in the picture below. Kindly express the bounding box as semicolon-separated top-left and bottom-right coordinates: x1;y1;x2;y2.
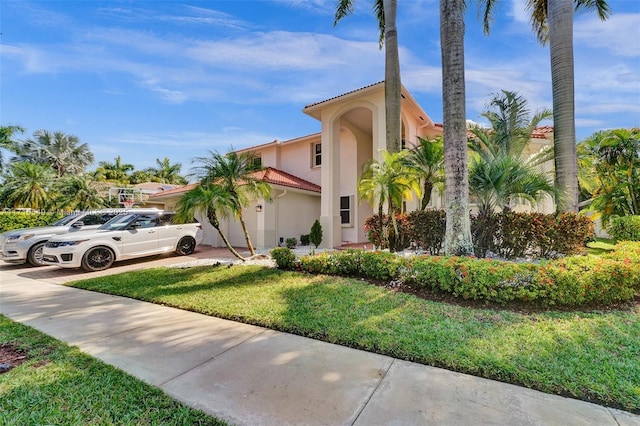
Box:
148;168;321;199
304;81;384;109
531;125;554;139
249;167;321;193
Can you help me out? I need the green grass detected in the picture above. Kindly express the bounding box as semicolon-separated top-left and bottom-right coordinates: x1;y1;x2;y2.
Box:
586;238;617;255
67;265;640;413
0;315;229;426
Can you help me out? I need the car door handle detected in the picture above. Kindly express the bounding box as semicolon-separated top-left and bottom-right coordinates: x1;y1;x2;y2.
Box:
148;230;156;234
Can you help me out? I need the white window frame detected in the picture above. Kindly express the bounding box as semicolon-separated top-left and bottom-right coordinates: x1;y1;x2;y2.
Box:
312;142;322;168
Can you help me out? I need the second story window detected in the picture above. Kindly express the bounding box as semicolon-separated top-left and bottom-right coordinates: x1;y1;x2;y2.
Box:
313;143;322;167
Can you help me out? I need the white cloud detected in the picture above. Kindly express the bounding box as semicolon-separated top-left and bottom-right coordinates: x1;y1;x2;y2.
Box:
575;13;640;58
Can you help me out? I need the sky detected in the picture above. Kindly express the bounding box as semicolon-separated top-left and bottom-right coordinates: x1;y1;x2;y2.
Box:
1;0;639;177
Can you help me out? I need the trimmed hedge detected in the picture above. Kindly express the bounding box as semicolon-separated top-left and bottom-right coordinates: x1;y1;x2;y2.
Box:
608;216;640;242
365;210;595;259
282;242;640;307
0;211;66;233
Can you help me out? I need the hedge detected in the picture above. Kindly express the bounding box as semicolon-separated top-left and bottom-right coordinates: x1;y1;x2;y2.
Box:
0;211;66;233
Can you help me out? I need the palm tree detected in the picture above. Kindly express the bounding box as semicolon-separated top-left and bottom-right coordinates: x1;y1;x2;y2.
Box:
334;0;402;153
0;125;24;173
440;0;474;256
480;0;611;213
19;130;94;177
54;174;109;211
404;136;445;210
191;150;271;256
95;155;135;182
1;161;55;209
145;157;187;185
358;150;419;250
175;183;246;261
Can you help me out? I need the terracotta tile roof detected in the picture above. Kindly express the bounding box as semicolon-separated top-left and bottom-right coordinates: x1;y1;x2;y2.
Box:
148;168;321;199
531;125;554;139
147;182;198;198
304;81;384;109
249;167;321;193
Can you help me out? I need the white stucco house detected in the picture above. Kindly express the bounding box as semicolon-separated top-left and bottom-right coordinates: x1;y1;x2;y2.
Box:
148;82;554;249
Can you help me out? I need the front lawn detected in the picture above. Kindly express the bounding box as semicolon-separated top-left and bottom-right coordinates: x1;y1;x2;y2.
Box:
0;315;228;426
67;264;640;413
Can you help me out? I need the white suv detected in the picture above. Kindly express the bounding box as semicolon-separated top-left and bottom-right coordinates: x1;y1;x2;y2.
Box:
42;209;203;272
0;209;131;266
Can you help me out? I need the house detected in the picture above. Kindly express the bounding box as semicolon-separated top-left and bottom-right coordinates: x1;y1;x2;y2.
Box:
148;82;554;249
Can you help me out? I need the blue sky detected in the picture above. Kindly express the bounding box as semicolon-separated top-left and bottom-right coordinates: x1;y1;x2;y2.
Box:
1;0;639;176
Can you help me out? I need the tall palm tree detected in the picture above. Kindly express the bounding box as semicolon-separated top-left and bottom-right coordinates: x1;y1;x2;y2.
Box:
19;130;94;177
95;155;135;182
175;183;246;261
145;157;187;185
480;0;611;212
334;0;402;153
404;136;445;210
191;150;271;256
440;0;474;256
54;174;109;211
1;161;55;209
0;125;24;173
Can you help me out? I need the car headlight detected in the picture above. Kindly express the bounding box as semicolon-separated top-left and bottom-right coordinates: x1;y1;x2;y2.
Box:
7;234;35;241
55;240;89;247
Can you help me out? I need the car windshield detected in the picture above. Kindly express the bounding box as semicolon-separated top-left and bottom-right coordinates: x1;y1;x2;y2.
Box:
51;213;83;226
98;213;138;231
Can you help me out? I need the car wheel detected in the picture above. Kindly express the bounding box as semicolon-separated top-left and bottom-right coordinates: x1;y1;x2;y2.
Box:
175;236;196;256
81;246;115;272
27;242;46;267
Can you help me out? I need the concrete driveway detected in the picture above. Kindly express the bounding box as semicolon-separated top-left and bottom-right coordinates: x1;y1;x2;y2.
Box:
0;245;247;285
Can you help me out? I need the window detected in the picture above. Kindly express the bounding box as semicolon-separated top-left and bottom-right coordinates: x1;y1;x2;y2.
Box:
252;156;262;169
340;196;351;225
312;143;322;167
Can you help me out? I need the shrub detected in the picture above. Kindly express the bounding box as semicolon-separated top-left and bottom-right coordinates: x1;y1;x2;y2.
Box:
270;247;296;270
285;237;297;249
300;234;310;246
310;220;322;248
0;211;66;233
608;216;640;242
298;250;407;281
405;210;446;255
364;214;410;251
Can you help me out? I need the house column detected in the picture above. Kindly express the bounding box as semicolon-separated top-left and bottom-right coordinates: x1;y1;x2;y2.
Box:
255;198;276;248
320;119;341;248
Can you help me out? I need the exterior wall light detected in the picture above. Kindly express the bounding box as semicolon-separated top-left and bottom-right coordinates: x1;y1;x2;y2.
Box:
256;205;263;212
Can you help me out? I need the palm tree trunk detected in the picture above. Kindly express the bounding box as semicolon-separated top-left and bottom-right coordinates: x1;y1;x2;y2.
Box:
421;181;434;210
440;0;474;256
207;210;246;261
384;0;402;153
236;206;256;256
549;0;579;213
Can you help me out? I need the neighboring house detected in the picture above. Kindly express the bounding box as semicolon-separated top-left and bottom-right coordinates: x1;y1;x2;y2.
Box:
148;82;554;249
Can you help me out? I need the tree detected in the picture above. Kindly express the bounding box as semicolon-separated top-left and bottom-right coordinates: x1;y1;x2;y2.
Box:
404;136;445;210
0;161;55;209
175;182;246;261
578;128;640;223
480;0;611;212
0;125;24;173
334;0;402;153
94;155;135;182
18;130;94;177
55;174;109;211
191;150;271;256
145;157;187;185
310;219;323;249
440;0;474;256
468;90;556;217
358;150;419;250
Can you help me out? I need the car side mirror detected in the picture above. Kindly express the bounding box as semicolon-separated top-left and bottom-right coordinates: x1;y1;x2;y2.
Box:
71;221;85;228
128;222;141;230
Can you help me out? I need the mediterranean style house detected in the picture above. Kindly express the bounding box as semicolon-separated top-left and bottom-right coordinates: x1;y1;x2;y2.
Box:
148;82;554;249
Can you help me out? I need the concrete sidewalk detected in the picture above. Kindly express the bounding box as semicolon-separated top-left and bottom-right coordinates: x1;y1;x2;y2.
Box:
1;266;638;426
